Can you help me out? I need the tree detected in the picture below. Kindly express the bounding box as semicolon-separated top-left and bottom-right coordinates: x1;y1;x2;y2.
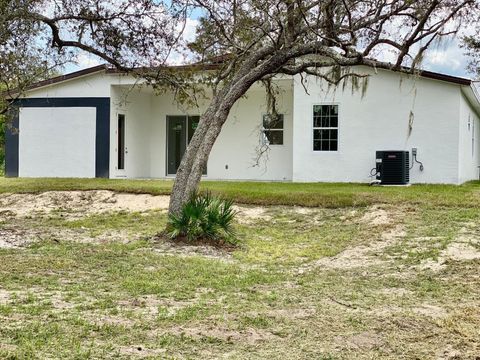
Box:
464;33;480;76
164;0;479;214
2;0;478;216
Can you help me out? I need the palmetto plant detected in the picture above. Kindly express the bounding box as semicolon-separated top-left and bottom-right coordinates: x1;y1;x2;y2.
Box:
167;192;237;244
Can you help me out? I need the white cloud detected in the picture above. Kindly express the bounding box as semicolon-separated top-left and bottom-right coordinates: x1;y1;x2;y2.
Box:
74;52;104;69
422;37;471;77
167;17;200;65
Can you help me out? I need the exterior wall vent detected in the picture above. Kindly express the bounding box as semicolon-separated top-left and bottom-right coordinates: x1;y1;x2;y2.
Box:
376;151;410;185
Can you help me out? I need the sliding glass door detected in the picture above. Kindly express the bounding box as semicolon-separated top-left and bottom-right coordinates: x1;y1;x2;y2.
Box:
166;116;204;175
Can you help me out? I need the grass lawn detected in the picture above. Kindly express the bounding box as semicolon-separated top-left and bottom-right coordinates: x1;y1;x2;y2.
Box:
0;178;479;359
0;177;479;208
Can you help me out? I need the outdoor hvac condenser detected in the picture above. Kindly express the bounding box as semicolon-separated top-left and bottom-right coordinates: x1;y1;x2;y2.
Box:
375;151;410;185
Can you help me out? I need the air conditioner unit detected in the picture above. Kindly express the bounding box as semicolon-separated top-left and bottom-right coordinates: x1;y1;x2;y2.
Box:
376;151;410;185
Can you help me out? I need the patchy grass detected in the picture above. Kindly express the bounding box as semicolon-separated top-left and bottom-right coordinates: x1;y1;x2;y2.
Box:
0;181;479;358
0;177;479;208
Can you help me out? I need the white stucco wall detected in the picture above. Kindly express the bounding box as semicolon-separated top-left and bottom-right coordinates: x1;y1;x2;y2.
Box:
110;87;152;178
458;94;480;182
207;84;293;181
18;107;96;177
17;66;479;183
292;68;463;184
111;80;293;180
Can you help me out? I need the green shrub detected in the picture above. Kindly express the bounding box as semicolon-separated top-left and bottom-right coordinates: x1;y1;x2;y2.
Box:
167;192;237;244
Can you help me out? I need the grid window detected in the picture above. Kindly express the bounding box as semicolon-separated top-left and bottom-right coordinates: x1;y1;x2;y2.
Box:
313;105;338;151
262;114;284;145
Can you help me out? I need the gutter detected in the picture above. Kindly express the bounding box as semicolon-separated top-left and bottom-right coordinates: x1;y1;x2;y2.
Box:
471;81;480;104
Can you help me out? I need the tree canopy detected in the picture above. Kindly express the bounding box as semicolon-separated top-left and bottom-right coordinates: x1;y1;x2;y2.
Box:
464;33;480;76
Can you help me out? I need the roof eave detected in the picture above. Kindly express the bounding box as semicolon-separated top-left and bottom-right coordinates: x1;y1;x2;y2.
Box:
4;64;109;99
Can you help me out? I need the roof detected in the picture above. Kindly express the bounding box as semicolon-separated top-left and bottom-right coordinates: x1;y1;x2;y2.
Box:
19;64;109;94
12;61;474;95
413;69;471;86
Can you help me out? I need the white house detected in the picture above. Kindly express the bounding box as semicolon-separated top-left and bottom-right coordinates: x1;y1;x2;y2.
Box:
6;64;480;184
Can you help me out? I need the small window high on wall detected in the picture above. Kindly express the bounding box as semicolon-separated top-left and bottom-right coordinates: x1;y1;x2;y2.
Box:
313;105;338;151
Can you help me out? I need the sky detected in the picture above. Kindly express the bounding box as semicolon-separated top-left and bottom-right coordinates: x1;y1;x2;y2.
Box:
65;21;475;80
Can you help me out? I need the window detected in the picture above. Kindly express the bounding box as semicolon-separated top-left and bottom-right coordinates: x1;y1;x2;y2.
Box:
262;114;284;145
313;105;338;151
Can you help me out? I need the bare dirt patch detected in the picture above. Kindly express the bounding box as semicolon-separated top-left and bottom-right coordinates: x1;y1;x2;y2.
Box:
360;205;392;226
306;223;406;271
117;294;198;319
412;304;448;319
0;191;170;218
234;205;271;224
443;242;480;261
0;288;11;305
0;191;302;250
0;191;276;222
293;206;408;273
167;325;279;344
335;331;383;351
0;224;124;248
117;345;166;358
418;234;480;272
262;308;316;320
0;228;32;248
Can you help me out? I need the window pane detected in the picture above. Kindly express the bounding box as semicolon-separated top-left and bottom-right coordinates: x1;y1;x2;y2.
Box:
264;130;283;145
263;114;284;129
322;116;330;127
330;140;338;151
313;140;321;151
322;105;330;116
321;140;330;151
330;116;338;128
313;105;322;117
330;129;338;140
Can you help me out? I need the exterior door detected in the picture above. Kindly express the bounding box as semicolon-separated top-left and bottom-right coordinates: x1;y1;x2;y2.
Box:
116;113;127;176
166;115;205;175
167;116;187;175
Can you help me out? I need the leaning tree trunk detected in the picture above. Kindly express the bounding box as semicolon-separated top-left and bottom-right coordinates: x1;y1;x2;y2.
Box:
167;47;292;216
168;80;254;215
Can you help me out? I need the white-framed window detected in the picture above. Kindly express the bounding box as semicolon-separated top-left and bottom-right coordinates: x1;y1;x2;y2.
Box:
262;114;284;145
313;104;338;151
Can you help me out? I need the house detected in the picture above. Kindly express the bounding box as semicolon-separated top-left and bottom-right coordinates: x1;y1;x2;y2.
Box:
5;64;480;184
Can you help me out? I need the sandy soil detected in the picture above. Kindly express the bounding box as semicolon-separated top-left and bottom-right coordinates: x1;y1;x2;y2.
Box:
2;192;479;268
0;190;170;218
0;191;273;249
